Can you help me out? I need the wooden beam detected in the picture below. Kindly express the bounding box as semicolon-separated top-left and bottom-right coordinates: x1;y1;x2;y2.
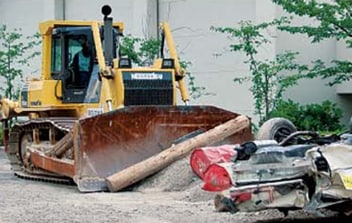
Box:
106;115;250;192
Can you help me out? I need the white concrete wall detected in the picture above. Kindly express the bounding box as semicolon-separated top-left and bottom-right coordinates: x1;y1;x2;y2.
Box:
334;41;352;122
276;7;336;102
0;0;61;80
158;0;257;117
64;0;155;38
1;0;351;124
0;0;154;73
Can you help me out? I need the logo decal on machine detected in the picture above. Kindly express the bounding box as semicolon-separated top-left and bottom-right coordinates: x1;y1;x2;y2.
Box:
30;100;42;106
130;72;164;80
87;108;103;117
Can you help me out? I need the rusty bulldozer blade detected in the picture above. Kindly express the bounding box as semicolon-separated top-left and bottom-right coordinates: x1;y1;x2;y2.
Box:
73;105;252;192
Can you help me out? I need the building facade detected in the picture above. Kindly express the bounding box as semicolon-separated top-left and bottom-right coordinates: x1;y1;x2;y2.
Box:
1;0;352;124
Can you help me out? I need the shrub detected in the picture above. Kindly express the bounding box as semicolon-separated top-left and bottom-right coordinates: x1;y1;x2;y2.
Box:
269;99;344;132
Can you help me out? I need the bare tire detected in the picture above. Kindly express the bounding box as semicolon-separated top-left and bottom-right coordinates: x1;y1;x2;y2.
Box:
256;118;297;143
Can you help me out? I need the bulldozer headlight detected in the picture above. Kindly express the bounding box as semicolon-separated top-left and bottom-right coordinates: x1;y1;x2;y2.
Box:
162;59;174;69
119;58;132;68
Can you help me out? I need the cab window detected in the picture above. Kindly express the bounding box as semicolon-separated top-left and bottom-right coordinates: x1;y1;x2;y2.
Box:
51;36;62;79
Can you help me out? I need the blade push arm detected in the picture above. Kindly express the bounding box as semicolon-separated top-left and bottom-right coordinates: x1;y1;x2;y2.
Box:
161;23;190;105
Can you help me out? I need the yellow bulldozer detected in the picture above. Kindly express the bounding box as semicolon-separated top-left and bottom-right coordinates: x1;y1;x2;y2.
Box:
0;5;252;192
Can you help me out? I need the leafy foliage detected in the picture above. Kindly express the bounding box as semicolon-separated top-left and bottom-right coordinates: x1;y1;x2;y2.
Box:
119;35;211;100
274;0;352;44
0;25;40;100
308;59;352;86
179;60;214;100
273;0;352;85
212;19;309;124
269;99;344;132
119;35;160;66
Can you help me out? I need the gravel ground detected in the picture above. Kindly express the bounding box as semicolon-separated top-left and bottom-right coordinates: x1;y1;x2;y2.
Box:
0;148;350;223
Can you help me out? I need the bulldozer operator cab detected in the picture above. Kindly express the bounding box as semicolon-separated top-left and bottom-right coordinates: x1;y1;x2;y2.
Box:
37;5;185;111
51;27;110;104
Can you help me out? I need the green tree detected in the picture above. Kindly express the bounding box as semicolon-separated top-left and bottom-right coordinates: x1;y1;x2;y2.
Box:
212;19;309;124
273;0;352;86
119;35;211;100
0;25;40;100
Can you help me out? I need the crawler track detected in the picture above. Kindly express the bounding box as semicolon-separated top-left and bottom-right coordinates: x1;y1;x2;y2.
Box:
14;171;74;185
7;117;77;184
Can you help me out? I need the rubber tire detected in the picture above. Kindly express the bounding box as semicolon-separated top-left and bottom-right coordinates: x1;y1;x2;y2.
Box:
256;118;297;143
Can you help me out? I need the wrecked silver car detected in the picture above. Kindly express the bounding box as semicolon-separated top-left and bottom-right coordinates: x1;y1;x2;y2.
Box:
191;118;352;216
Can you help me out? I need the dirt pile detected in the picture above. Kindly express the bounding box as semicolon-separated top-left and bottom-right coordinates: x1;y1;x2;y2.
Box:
133;155;216;202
